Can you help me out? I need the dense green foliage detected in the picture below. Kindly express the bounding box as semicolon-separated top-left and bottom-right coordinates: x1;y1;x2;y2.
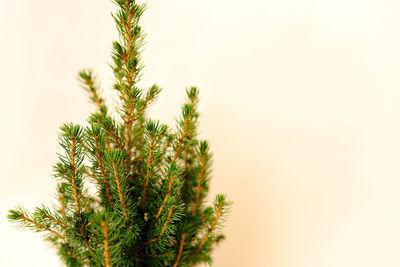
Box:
8;0;231;266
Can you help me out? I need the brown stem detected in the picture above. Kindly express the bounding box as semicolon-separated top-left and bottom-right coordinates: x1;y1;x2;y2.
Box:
122;6;138;158
124;94;138;161
101;221;111;267
78;192;91;214
112;161;129;222
142;135;154;203
145;205;174;245
77;220;93;257
155;171;175;219
174;106;195;162
19;215;64;240
70;139;80;212
87;80;103;110
41;213;67;228
173;233;187;267
192;151;206;215
197;201;223;251
84;239;93;257
95;117;121;149
60;189;65;219
173;118;189;162
94;135;113;205
109;123;122;149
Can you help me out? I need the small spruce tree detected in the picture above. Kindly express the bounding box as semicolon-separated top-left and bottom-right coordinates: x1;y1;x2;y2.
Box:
8;1;231;266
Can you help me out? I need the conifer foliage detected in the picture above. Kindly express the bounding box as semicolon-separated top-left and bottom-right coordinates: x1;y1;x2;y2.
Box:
8;1;231;266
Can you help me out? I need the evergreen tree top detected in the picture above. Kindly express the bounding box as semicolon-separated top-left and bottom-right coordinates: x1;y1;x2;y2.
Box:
8;1;231;266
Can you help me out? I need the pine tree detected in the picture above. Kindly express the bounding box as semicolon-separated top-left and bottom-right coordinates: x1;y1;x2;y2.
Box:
8;1;231;266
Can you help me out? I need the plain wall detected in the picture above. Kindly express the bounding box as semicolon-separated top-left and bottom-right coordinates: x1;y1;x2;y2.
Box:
2;0;400;266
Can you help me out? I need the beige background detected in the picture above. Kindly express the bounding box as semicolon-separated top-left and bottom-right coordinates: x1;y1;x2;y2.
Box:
2;0;400;266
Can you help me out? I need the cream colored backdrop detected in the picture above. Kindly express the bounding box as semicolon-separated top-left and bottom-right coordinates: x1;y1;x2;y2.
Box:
2;0;400;266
